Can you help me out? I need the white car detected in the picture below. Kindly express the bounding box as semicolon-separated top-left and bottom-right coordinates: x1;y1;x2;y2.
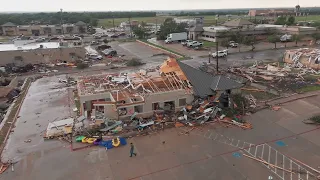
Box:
187;41;203;47
229;42;238;48
181;40;193;46
212;50;228;58
87;53;103;60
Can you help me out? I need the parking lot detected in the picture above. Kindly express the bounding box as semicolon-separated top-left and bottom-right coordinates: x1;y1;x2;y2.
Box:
2;76;320;180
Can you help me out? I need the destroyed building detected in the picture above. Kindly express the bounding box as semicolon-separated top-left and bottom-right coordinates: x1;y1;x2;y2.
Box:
76;58;244;121
284;48;320;70
77;58;194;121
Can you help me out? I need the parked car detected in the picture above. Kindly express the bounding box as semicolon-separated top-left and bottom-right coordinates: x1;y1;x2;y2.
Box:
97;44;111;50
187;41;203;47
229;41;239;48
212;50;228;58
316;40;320;45
35;37;46;42
90;41;100;45
110;34;119;38
102;49;117;57
86;53;103;60
181;40;193;46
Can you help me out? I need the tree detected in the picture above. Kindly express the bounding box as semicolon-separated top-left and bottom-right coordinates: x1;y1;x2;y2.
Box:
287;16;295;25
132;27;147;39
267;35;279;49
157;18;187;40
292;34;301;46
312;33;320;42
90;18;99;27
275;16;287;25
242;36;256;51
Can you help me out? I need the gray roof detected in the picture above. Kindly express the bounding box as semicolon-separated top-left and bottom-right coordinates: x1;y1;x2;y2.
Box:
75;21;86;26
2;22;16;27
222;18;255;27
210;75;244;91
189;25;204;32
177;61;243;97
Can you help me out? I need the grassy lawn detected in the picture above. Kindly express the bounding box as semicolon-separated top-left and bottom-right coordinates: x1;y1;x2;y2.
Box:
98;16;171;28
202;41;217;47
295;15;320;22
297;85;320;93
0;36;9;42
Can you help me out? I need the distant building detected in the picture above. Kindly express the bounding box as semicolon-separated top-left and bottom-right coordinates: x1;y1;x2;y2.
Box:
188;18;317;42
248;9;295;17
174;17;204;26
1;21;87;36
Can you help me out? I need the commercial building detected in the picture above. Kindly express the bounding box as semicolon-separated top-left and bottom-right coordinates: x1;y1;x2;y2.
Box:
77;58;194;120
188;18;318;42
0;41;86;66
248;9;295;17
76;58;243;120
284;48;320;70
1;21;87;36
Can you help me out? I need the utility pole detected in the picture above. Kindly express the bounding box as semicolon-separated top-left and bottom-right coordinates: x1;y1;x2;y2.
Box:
216;42;219;73
60;8;64;35
208;50;211;64
155;18;158;34
128;16;132;38
112;15;115;33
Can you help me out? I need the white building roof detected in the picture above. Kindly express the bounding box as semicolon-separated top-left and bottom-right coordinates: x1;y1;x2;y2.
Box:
0;42;61;52
203;26;230;32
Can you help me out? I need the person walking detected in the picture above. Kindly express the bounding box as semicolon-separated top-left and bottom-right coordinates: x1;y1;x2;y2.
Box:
130;143;137;157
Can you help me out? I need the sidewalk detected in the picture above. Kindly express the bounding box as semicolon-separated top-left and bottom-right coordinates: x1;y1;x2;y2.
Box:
258;90;320;107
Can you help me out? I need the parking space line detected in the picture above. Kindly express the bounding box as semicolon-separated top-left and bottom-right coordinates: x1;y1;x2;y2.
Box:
268;146;271;168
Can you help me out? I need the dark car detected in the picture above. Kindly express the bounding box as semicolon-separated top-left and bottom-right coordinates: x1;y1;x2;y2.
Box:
110;34;119;38
102;49;117;57
97;44;111;51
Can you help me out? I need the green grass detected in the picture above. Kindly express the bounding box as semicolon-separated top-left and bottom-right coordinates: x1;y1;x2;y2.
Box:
98;16;172;28
139;39;186;57
309;115;320;123
202;41;217;47
297;85;320;93
295;15;320;22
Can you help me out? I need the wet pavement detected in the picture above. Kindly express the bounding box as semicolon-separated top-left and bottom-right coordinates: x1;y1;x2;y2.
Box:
1;75;75;163
2;74;320;180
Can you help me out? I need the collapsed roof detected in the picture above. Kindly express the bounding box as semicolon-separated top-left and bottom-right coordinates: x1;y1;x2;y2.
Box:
177;61;244;97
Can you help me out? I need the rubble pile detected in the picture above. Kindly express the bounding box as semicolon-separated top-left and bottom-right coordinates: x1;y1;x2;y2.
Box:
228;61;320;94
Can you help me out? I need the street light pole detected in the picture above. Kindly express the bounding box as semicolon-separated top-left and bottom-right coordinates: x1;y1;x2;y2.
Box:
216;41;219;73
60;8;63;35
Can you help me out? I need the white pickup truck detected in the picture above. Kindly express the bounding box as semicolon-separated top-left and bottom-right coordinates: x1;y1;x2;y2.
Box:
181;40;193;46
187;41;203;47
212;50;228;58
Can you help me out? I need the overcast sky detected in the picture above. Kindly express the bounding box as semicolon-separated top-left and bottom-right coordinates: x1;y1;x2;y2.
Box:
0;0;318;12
